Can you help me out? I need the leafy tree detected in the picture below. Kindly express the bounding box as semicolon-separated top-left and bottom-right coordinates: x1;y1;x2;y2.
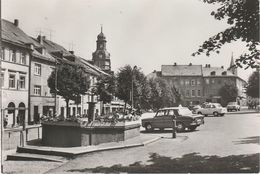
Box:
219;83;238;106
246;71;259;98
148;77;181;110
48;62;90;117
93;74;116;114
115;65;150;112
193;0;259;69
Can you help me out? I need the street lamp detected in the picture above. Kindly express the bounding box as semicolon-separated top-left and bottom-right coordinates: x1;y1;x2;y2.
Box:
131;66;137;111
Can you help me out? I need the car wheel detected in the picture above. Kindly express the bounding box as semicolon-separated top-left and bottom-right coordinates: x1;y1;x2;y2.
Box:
227;109;230;112
221;113;225;116
198;112;202;115
176;122;185;132
145;123;153;132
213;112;219;117
189;126;197;131
238;108;240;111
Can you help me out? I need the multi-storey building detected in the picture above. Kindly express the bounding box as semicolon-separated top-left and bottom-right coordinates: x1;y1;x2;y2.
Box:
148;58;247;106
29;35;56;124
1;19;34;127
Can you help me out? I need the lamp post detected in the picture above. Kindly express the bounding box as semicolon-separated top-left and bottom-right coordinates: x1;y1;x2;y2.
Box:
131;66;137;111
54;58;57;117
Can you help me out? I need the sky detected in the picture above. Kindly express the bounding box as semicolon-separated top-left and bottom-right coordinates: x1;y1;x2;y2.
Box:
2;0;254;80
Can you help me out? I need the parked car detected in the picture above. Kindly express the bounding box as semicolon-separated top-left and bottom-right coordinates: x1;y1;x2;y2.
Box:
196;103;227;116
227;102;240;112
141;107;204;132
189;105;202;114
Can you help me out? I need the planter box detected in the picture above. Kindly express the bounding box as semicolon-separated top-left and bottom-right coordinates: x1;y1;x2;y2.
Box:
42;121;140;147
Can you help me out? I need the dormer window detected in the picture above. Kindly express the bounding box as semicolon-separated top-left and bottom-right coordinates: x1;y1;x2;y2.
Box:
210;71;216;76
222;71;227;75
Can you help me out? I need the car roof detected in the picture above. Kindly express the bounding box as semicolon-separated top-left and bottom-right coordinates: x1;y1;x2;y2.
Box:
159;107;188;110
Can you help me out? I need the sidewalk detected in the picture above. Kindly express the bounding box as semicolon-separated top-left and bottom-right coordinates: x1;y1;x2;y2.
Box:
6;134;163;161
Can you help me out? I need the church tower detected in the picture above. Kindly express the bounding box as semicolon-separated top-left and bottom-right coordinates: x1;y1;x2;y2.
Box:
229;53;237;76
92;26;111;73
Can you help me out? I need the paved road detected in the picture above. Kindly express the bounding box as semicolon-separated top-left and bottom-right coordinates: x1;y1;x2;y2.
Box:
3;112;260;173
45;113;260;173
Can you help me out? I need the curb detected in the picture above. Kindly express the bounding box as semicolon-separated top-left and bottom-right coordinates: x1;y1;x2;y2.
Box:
226;111;259;115
6;154;65;163
13;137;162;160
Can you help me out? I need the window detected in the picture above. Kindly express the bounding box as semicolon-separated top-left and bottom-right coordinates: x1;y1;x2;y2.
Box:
10;50;16;62
186;90;190;97
34;63;41;75
185;80;190;85
180;80;184;85
197;90;201;97
1;48;4;60
191;90;195;97
0;72;4;87
205;79;210;84
34;85;41;95
191;80;195;86
20;53;26;65
197;80;201;85
19;76;25;89
218;79;222;84
211;79;215;84
9;74;15;88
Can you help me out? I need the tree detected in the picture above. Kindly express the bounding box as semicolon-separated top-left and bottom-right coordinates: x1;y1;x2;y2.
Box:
93;74;116;114
48;62;90;117
193;0;259;69
219;83;238;106
115;65;150;112
148;77;181;110
246;71;259;98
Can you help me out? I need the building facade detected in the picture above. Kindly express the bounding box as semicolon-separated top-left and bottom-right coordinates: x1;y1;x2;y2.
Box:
1;19;34;127
148;59;247;106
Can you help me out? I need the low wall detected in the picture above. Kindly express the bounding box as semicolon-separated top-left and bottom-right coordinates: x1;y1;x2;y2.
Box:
42;121;140;147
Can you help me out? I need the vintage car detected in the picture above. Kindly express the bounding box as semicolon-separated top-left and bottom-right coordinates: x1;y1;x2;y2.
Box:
196;103;227;116
227;102;240;112
141;107;204;132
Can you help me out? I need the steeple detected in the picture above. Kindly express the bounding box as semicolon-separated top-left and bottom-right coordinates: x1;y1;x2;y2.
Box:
229;53;237;76
92;27;111;73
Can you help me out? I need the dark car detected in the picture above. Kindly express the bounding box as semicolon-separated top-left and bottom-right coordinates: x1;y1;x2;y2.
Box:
141;107;204;132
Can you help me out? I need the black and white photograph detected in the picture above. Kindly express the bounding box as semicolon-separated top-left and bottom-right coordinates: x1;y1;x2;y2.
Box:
0;0;259;173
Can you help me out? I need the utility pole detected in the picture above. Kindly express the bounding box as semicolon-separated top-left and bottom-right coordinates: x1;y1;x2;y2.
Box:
131;66;137;111
54;58;57;117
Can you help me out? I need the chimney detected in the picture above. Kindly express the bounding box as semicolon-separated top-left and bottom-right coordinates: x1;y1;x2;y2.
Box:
174;62;177;66
221;66;224;69
205;64;208;67
37;35;45;45
208;64;211;68
14;19;19;27
189;63;192;66
69;51;74;55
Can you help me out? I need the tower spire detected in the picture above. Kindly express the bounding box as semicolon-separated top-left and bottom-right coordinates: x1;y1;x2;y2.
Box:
101;24;103;33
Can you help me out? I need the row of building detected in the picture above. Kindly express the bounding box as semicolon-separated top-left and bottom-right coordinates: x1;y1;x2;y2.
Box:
1;19;123;128
147;60;247;106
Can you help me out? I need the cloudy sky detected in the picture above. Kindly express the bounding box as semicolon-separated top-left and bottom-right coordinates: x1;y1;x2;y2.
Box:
2;0;254;80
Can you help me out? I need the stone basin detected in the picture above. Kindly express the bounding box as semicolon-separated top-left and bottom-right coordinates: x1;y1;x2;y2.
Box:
42;120;141;147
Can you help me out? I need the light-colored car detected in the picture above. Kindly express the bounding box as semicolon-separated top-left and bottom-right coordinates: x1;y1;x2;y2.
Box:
196;103;227;116
227;102;240;112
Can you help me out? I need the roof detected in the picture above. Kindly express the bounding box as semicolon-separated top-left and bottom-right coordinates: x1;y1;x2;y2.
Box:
2;19;37;47
80;57;110;76
161;65;202;76
202;67;235;76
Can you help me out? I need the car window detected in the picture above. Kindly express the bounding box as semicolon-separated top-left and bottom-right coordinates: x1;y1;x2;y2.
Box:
212;105;216;108
178;108;192;116
156;110;166;117
168;110;175;116
215;104;221;108
205;105;211;108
